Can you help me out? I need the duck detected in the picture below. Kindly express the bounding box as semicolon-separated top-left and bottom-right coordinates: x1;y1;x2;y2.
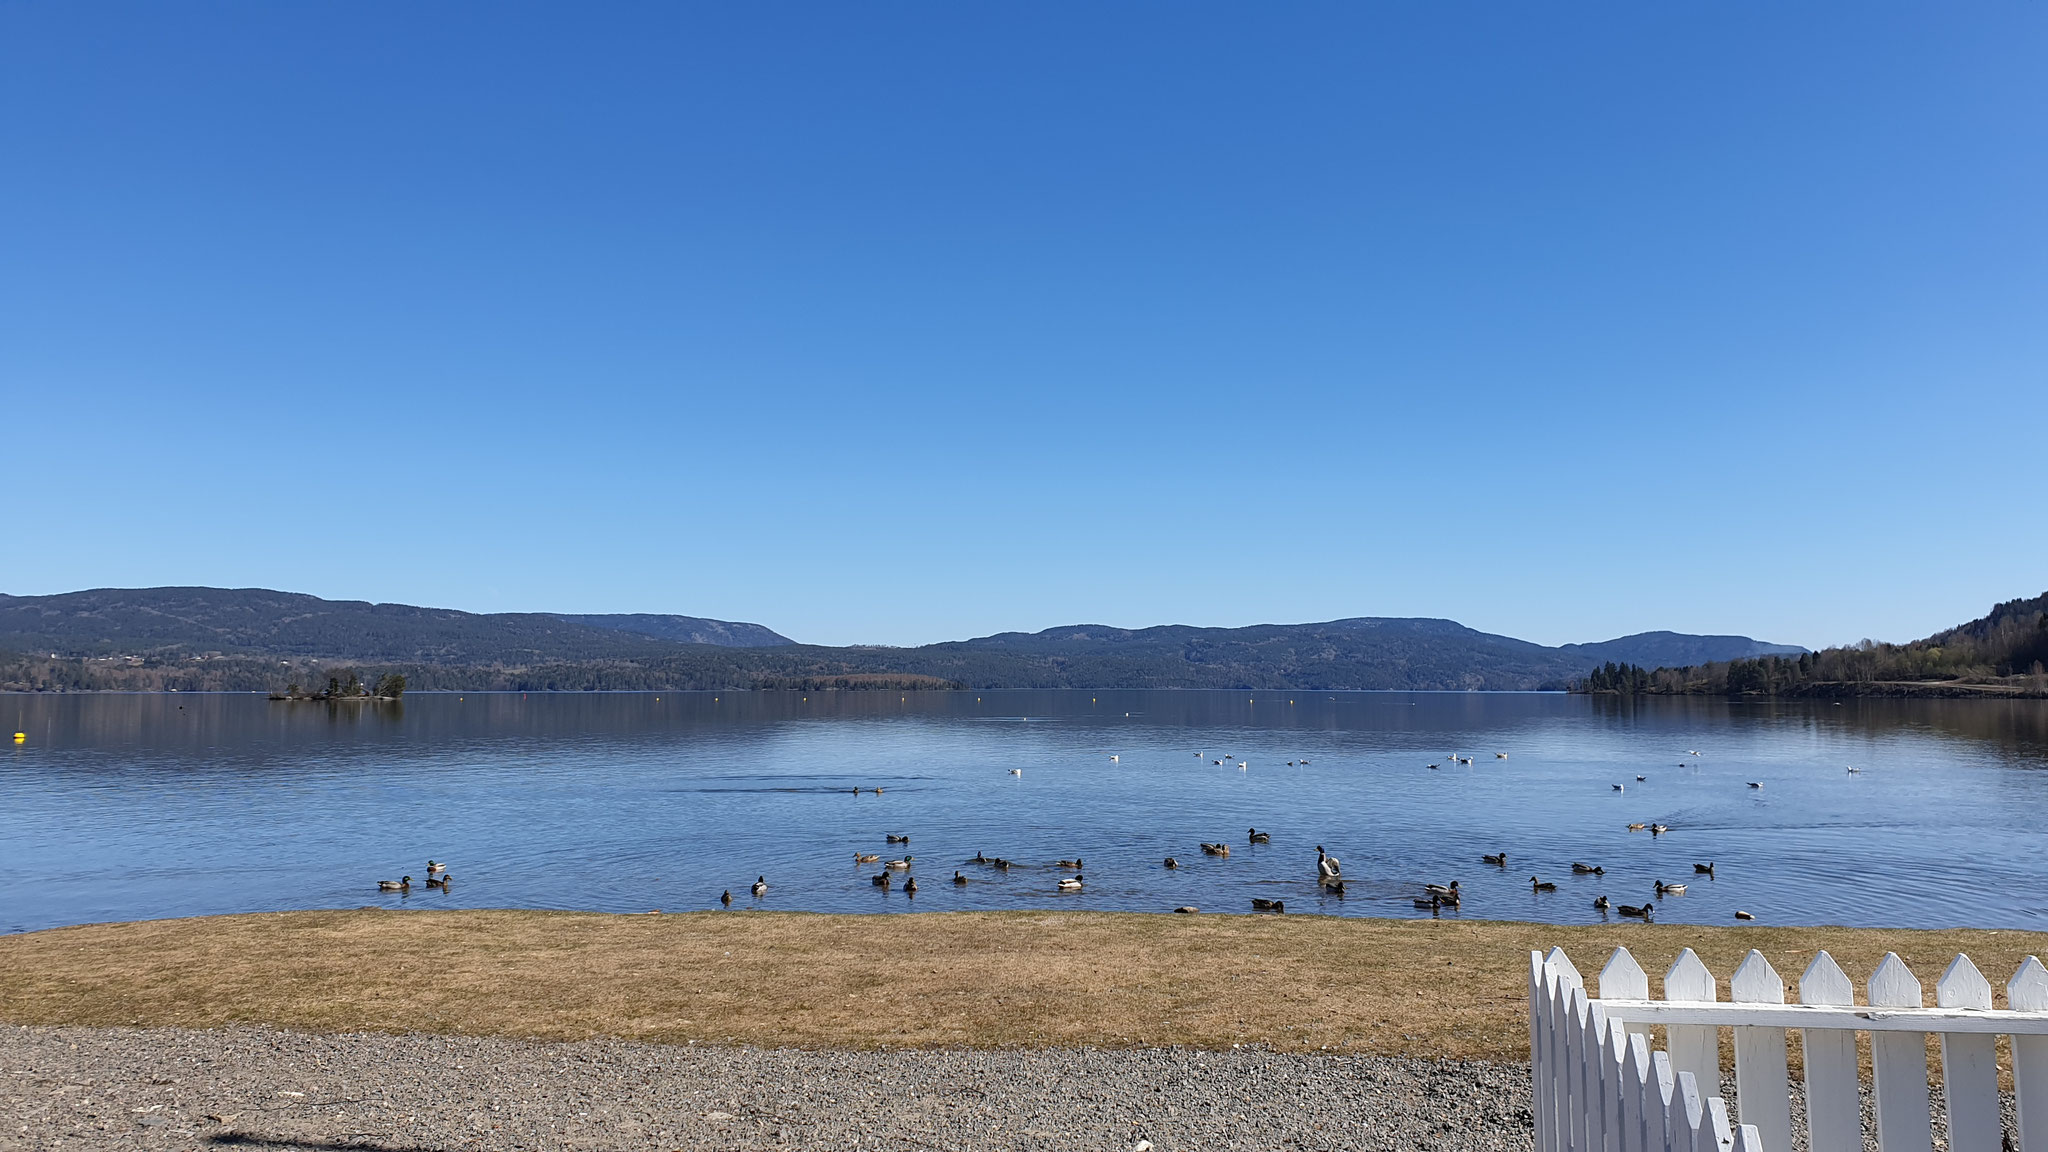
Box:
1248;828;1271;844
426;860;445;874
752;875;768;897
1747;782;1764;789
884;856;914;870
1530;876;1557;892
1173;905;1199;914
1414;896;1443;909
1056;858;1084;870
1057;875;1084;891
1496;753;1509;759
1428;764;1440;771
1424;881;1460;899
1570;863;1604;875
1626;823;1648;832
1324;879;1345;896
1482;852;1507;866
425;875;448;889
887;834;911;843
1650;823;1670;835
1109;755;1119;762
903;877;919;895
1163;857;1180;869
1618;902;1653;919
1315;845;1341;880
1693;862;1715;875
1636;775;1646;782
1654;880;1686;895
971;851;988;864
721;889;732;907
992;858;1012;871
378;876;412;892
1593;896;1610;911
1201;843;1231;857
1846;765;1861;774
1250;898;1284;912
1009;768;1022;776
854;853;881;864
1734;910;1755;920
1612;784;1624;791
872;873;892;889
953;870;968;885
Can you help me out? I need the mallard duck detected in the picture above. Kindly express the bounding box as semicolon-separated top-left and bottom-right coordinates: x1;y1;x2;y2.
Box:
1414;896;1442;909
1482;852;1507;866
1655;880;1686;895
872;872;891;888
887;834;911;843
1163;857;1181;870
1734;910;1755;920
971;851;988;864
1251;898;1284;913
1201;843;1231;857
1057;875;1084;891
854;853;881;864
1173;905;1199;914
1571;863;1603;875
1425;881;1460;898
752;876;768;897
1315;845;1341;880
1747;782;1764;789
884;856;913;870
721;889;732;907
1694;862;1715;875
1496;752;1509;759
1612;784;1624;791
1530;876;1557;892
1593;896;1609;910
992;858;1011;870
425;875;447;889
378;876;412;892
426;860;445;874
1056;858;1083;870
1636;775;1646;782
903;877;919;895
1009;768;1022;776
1649;823;1669;835
1324;879;1345;896
1248;828;1271;844
953;870;968;885
1619;902;1653;918
1626;823;1648;832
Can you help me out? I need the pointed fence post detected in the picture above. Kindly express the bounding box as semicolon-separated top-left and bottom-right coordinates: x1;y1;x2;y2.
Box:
1648;1049;1678;1152
1548;949;1584;1152
1602;947;1652;1035
1729;950;1792;1152
1673;1069;1706;1152
2009;957;2048;1152
1868;953;1934;1152
1935;954;2002;1152
1621;1029;1653;1152
1532;952;1555;1152
1664;950;1721;1103
1799;952;1862;1152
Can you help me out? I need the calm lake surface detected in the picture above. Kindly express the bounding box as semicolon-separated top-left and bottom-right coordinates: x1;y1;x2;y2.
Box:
4;690;2046;935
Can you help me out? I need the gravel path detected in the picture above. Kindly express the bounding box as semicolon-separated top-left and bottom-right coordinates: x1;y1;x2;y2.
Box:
1;1025;1533;1152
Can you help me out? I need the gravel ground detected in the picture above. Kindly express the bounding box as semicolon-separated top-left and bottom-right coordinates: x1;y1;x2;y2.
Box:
1;1025;1534;1152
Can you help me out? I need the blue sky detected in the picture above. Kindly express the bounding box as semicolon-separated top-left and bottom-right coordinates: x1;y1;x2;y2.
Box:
2;4;2042;648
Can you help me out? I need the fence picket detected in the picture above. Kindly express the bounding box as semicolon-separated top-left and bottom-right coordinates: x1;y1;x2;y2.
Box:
1664;950;1720;1102
1532;952;1555;1152
1705;1095;1736;1152
1590;1003;1621;1152
1673;1069;1706;1152
1567;984;1589;1152
1648;1049;1677;1152
1799;951;1863;1152
1731;1123;1766;1152
1729;950;1792;1152
1935;955;2002;1152
1550;949;1584;1152
2010;957;2048;1152
1603;947;1653;1036
1620;1029;1652;1152
1868;953;1935;1152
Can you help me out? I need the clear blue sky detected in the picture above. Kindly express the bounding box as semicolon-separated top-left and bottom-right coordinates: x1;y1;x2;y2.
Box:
3;4;2042;648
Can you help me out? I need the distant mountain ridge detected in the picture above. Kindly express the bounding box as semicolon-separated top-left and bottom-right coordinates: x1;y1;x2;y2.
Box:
0;586;1802;692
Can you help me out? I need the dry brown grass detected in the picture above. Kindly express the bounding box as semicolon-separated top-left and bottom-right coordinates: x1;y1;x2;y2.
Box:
2;911;2042;1061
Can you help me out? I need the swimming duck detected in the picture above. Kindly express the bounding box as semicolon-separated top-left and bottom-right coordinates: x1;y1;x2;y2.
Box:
1414;896;1442;909
1636;775;1646;782
1057;875;1084;891
1173;906;1199;914
1482;853;1507;867
426;860;445;874
887;834;911;843
1570;863;1604;875
1611;784;1624;791
1649;824;1670;835
854;853;881;864
884;856;914;870
1324;879;1345;896
872;873;892;889
1734;910;1754;920
1163;857;1180;869
1747;782;1764;789
1654;880;1686;895
1593;896;1609;911
1626;823;1648;832
721;889;732;907
1248;828;1271;844
1315;845;1341;881
1424;881;1460;899
1694;862;1715;875
992;858;1012;871
1201;843;1231;857
953;870;968;885
1056;858;1083;870
1009;768;1022;776
1251;898;1284;912
1530;876;1557;892
971;851;988;864
1618;902;1653;918
752;876;768;897
378;876;412;892
903;877;918;895
425;875;447;889
1496;753;1509;759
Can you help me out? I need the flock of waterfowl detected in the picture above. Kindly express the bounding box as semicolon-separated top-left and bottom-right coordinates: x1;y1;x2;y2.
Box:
376;860;452;892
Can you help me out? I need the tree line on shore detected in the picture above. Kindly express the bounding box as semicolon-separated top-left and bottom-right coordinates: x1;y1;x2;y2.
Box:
1573;593;2048;698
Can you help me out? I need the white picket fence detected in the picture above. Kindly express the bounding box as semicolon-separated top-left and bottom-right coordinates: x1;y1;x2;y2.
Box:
1530;945;2048;1152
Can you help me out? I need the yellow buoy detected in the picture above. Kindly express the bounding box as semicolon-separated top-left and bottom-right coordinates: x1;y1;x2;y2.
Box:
12;732;23;743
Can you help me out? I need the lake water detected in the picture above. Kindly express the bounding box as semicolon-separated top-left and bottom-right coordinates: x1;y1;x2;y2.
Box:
3;690;2046;936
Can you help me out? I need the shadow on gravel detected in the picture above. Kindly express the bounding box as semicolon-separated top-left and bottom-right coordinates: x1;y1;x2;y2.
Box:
207;1136;454;1152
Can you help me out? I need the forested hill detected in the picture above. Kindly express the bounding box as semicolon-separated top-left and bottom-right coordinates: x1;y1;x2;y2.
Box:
1576;592;2048;698
0;588;787;663
0;586;1803;693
